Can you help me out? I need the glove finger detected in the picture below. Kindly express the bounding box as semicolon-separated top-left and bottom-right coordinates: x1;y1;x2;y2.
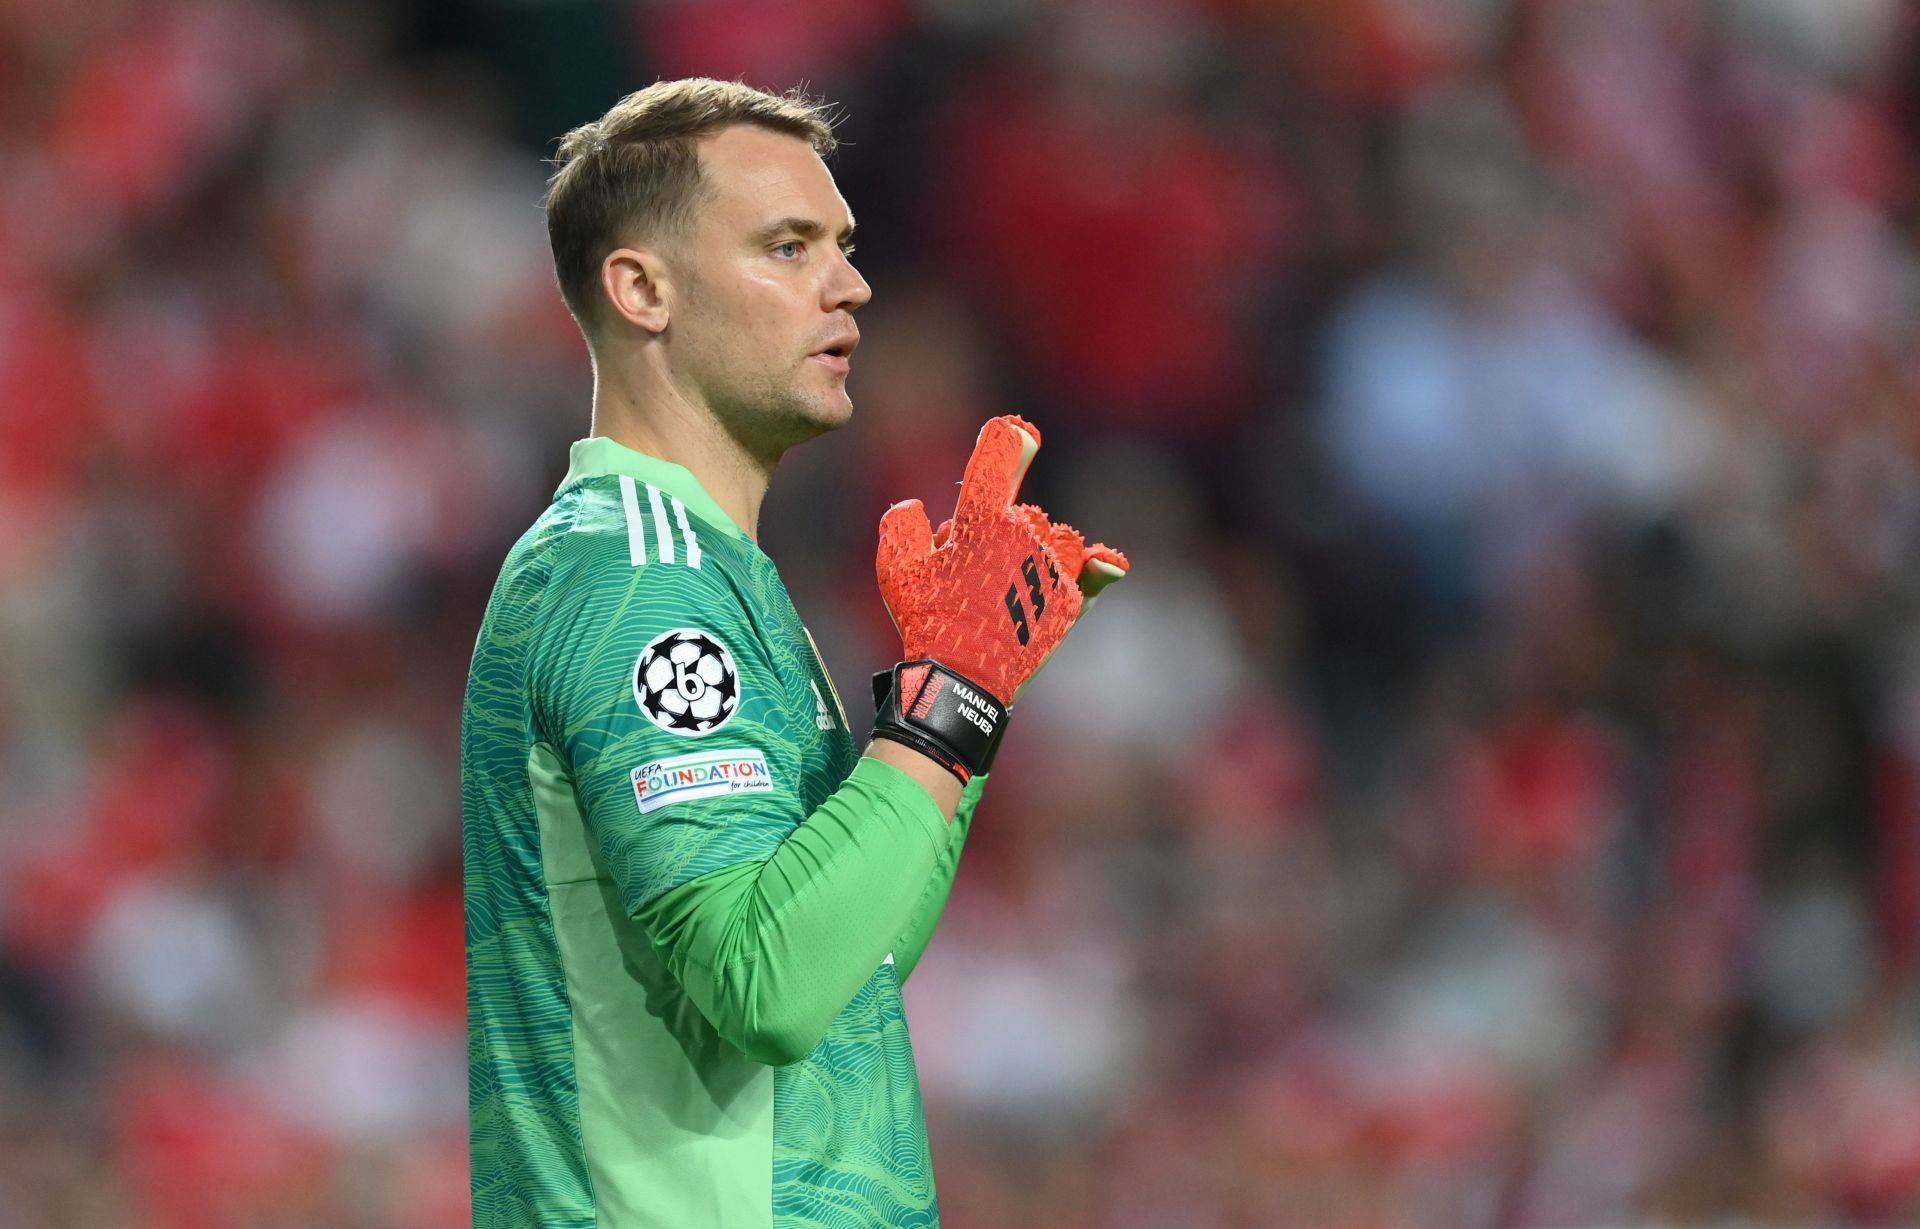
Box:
1044;518;1088;580
1076;542;1129;616
876;499;935;580
1014;502;1054;545
1044;536;1085;622
1080;543;1130;596
954;415;1041;518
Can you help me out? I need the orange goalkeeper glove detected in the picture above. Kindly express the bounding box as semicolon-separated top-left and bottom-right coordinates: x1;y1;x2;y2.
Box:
871;415;1129;781
1009;513;1129;700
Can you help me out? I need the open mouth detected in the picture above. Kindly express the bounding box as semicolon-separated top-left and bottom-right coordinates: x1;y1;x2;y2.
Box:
811;339;856;372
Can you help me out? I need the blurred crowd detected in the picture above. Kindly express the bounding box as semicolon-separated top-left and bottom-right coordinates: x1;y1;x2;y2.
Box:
2;0;1919;1226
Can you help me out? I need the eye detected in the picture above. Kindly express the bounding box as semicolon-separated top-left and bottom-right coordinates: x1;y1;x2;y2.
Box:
840;242;857;259
773;240;802;260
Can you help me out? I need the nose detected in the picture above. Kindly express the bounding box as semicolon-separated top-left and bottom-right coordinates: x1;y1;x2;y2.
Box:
827;250;871;314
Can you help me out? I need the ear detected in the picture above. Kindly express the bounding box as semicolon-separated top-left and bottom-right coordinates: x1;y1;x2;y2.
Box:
601;246;672;334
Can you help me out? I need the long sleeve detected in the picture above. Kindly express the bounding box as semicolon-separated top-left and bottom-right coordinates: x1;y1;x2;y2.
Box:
631;757;952;1065
889;774;986;983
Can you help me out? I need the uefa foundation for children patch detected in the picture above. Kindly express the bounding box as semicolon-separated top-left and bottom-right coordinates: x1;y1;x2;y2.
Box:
634;627;740;735
631;749;774;814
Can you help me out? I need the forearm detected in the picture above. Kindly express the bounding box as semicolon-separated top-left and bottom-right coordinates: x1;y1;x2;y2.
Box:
864;737;963;817
890;773;985;983
634;756;952;1065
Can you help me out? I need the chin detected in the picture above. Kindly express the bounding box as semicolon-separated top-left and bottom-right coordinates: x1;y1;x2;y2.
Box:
787;381;854;435
812;390;855;430
781;404;851;450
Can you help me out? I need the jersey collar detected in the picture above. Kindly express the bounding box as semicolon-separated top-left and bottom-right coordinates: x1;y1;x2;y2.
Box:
559;436;747;539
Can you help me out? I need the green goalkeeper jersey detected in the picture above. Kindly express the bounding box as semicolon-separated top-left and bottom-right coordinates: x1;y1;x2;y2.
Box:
463;437;980;1228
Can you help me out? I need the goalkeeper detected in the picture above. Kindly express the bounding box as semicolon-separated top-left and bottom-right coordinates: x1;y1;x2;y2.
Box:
461;78;1126;1228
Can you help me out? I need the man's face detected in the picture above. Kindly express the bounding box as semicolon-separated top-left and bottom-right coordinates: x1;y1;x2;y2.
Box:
666;125;871;456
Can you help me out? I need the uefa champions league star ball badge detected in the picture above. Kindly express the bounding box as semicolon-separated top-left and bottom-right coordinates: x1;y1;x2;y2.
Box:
633;628;741;735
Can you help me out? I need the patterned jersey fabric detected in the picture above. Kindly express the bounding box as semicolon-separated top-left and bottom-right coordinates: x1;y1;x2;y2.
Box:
462;437;937;1228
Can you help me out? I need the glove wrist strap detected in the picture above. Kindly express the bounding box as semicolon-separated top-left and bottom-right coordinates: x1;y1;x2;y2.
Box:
869;660;1008;784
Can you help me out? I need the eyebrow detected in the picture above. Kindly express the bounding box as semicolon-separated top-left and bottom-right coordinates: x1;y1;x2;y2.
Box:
749;216;858;248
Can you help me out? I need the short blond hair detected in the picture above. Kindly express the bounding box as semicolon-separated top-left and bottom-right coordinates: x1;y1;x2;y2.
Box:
543;78;838;328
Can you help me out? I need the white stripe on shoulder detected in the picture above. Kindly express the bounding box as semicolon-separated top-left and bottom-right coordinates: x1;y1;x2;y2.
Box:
618;475;648;567
645;483;676;564
671;497;702;570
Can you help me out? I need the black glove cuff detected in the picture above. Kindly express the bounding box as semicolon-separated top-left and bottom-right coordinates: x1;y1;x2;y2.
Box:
869;660;1009;784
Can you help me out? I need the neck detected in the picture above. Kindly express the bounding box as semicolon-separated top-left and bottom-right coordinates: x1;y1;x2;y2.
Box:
589;358;774;542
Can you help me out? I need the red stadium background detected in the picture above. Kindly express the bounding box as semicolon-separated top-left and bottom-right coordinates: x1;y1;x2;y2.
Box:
3;0;1920;1225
